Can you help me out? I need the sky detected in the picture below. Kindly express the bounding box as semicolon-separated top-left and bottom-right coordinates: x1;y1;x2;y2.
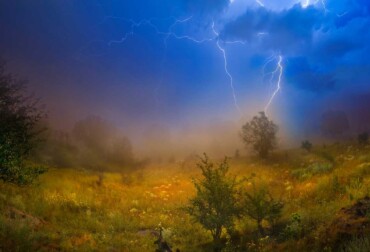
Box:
0;0;370;143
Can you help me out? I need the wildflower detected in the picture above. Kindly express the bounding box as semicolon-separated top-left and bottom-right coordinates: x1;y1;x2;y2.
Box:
130;208;138;214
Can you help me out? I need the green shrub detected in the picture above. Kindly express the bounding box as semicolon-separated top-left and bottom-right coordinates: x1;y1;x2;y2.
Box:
0;64;47;185
301;140;313;152
243;180;283;236
187;154;240;251
0;162;47;185
358;132;369;146
292;162;333;180
281;213;304;240
315;151;336;164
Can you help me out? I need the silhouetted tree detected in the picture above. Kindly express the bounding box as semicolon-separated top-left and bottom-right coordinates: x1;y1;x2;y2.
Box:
234;149;240;159
320;110;349;137
72;116;133;169
358;132;369;146
301;140;313;152
0;63;46;184
240;112;278;158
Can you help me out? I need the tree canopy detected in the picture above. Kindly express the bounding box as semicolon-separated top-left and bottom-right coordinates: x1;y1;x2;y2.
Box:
240;112;278;158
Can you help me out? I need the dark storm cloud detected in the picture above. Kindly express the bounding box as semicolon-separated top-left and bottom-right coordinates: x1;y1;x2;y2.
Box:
285;57;336;92
221;5;324;54
1;0;370;138
179;0;230;15
221;1;370;93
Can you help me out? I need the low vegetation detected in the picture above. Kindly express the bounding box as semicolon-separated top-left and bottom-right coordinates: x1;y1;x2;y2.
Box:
0;142;370;251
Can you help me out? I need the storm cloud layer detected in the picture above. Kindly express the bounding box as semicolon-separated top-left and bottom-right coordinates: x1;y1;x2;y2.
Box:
0;0;369;141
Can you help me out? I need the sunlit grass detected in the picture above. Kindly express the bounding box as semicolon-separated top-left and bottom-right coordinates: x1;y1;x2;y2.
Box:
1;143;370;251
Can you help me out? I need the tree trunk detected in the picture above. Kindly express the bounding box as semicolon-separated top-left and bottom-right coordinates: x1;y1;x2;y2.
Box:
259;150;268;159
257;219;264;237
213;227;222;252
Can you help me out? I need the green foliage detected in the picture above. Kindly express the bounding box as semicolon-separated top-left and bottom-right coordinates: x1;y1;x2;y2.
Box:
0;163;47;185
0;63;46;184
243;180;283;236
315;151;336;165
292;162;334;180
187;154;240;251
331;175;345;195
355;162;370;177
358;132;369;146
281;213;304;240
301;140;313;152
240;112;278;158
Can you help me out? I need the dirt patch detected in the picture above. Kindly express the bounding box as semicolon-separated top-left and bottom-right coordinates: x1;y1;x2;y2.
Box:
324;196;370;249
6;206;46;229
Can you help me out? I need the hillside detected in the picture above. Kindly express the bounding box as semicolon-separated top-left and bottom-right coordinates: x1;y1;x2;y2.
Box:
1;143;370;251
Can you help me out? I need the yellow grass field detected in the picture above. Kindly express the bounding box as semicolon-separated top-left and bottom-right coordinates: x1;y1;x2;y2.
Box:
1;143;370;251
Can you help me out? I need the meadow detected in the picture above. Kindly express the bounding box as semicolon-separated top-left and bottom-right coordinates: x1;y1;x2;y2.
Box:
1;142;370;251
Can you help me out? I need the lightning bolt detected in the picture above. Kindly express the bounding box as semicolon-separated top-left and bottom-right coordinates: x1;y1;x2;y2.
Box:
319;0;328;13
103;15;244;114
301;0;310;8
89;12;280;116
106;18;151;46
264;55;283;115
301;0;328;13
211;21;242;115
256;0;265;7
156;16;196;105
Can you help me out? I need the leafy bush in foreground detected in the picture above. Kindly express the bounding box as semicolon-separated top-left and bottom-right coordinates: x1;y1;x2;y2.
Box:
0;63;46;184
243;180;284;236
187;154;240;251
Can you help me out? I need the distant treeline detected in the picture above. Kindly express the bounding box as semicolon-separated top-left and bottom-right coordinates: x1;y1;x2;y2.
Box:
34;116;136;171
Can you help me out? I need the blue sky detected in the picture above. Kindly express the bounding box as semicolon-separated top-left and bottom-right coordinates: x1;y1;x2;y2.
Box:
0;0;369;136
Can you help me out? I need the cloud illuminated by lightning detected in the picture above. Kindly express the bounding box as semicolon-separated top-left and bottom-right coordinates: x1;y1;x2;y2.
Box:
98;14;284;116
301;0;328;13
301;0;310;8
104;15;244;114
264;55;283;115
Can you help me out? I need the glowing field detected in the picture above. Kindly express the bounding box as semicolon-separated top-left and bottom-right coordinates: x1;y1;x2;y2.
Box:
1;143;370;251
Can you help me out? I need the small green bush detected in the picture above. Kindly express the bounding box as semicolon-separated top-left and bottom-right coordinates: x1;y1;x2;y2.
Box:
187;154;240;251
291;162;333;180
243;180;283;236
301;140;313;152
280;213;304;240
358;132;369;146
316;151;336;164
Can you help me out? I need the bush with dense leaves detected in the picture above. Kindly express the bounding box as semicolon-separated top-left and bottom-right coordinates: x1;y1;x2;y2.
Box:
0;64;46;184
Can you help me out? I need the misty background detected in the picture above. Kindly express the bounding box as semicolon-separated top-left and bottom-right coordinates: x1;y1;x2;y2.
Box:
1;0;370;163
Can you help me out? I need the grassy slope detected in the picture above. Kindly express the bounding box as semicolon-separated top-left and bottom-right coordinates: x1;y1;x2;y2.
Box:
1;143;370;251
